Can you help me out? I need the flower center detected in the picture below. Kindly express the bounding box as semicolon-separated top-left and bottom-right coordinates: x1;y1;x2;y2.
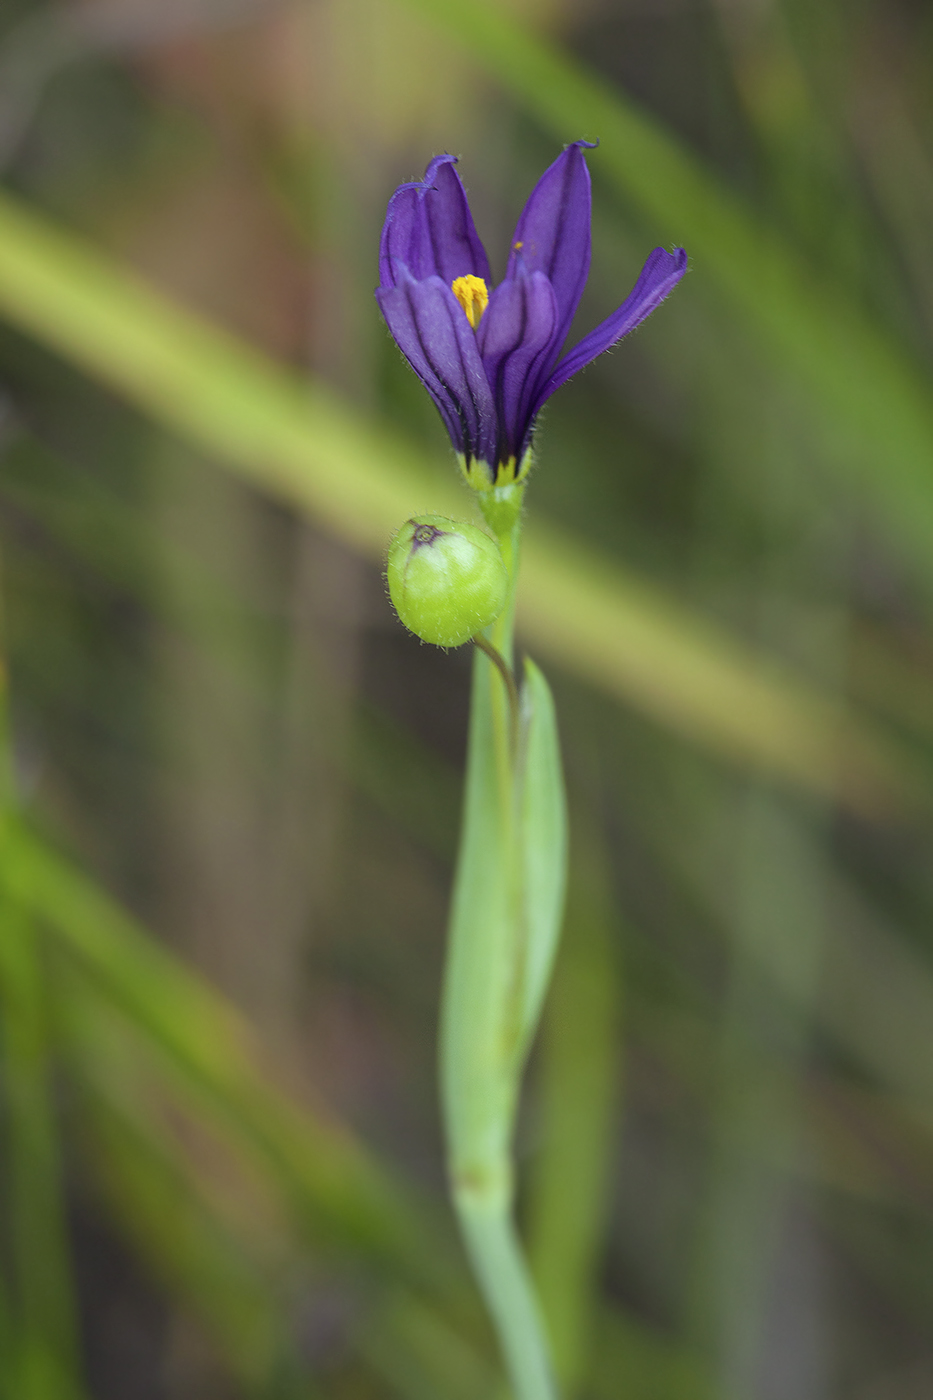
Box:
451;274;488;329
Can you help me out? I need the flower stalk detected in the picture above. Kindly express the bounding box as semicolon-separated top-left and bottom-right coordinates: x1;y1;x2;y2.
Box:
441;498;560;1400
378;141;686;1398
472;633;520;753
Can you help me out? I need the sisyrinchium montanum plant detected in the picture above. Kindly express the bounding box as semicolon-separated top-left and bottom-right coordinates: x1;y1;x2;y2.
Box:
379;140;686;1400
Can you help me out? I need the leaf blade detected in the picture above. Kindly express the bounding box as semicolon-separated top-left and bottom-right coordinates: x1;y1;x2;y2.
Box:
516;658;568;1059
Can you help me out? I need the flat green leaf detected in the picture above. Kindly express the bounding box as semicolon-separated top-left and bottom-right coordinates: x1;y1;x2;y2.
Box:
516;658;567;1060
441;647;519;1189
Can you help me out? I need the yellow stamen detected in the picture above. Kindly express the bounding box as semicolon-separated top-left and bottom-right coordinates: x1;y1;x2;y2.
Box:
451;274;488;329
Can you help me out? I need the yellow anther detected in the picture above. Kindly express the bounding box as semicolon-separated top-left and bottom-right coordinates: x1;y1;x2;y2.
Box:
451;274;489;329
513;240;523;251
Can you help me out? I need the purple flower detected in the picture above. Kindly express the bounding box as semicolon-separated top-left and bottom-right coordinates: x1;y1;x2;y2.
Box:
376;142;687;489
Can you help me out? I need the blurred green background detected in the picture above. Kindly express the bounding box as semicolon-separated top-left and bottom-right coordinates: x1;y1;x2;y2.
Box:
0;0;932;1395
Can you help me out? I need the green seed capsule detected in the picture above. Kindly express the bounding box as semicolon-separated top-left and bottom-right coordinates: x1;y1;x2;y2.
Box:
386;514;508;648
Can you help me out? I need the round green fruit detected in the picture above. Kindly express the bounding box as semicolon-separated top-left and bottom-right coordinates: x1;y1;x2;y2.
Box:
386;515;508;648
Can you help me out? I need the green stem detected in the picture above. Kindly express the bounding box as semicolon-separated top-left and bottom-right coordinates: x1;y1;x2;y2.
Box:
441;484;558;1400
458;1200;556;1400
472;634;519;752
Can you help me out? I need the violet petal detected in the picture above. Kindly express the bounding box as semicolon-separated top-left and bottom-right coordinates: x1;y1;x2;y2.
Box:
477;270;559;463
376;272;497;468
379;155;491;289
504;141;596;357
533;247;688;412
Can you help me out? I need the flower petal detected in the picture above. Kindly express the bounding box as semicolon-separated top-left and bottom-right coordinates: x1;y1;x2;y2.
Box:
532;247;688;412
379;155;491;290
376;271;497;469
505;141;596;356
476;270;558;463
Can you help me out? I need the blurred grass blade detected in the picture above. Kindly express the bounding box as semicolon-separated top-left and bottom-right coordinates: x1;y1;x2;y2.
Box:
55;895;488;1400
53;965;310;1395
526;841;620;1394
359;1294;497;1400
399;0;933;584
76;1089;308;1396
0;186;904;807
516;658;567;1059
591;1308;715;1400
680;830;933;1129
0;1280;11;1400
519;522;901;815
0;888;82;1399
0;818;435;1283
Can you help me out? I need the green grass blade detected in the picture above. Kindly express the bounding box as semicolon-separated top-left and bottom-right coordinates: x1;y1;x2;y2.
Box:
75;1095;308;1397
0;890;83;1399
0;190;422;560
0;819;435;1284
591;1308;715;1400
0;187;904;806
359;1293;497;1400
53;887;489;1400
520;523;903;815
526;850;620;1394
